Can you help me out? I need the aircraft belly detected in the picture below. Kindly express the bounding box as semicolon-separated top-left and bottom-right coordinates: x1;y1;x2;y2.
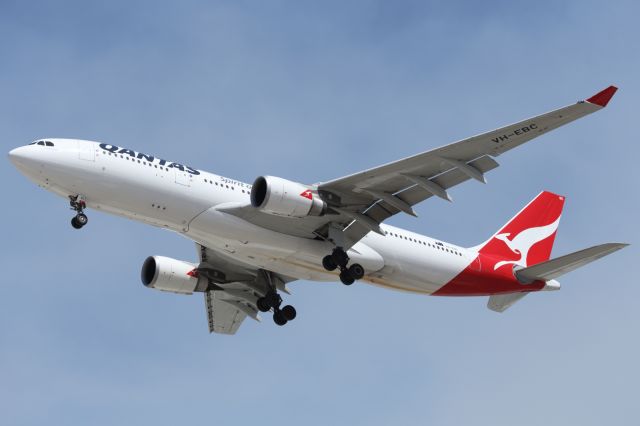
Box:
186;209;387;281
361;233;473;294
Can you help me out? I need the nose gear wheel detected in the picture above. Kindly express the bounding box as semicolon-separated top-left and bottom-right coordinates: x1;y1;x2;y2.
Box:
69;195;88;229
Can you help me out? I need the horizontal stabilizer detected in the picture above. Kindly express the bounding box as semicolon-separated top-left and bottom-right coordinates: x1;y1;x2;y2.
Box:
488;292;529;313
516;243;628;282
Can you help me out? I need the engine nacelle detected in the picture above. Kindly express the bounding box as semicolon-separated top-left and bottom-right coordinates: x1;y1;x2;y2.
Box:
141;256;203;295
250;175;326;218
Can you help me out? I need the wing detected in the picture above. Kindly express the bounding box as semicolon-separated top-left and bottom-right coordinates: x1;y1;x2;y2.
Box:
205;290;248;334
196;244;294;335
222;86;617;248
318;85;617;246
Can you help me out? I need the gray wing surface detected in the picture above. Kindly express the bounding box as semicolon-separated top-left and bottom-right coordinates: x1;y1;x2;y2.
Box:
221;87;617;249
196;244;293;335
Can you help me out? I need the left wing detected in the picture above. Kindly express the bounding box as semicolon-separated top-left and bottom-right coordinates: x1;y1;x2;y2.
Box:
205;286;254;334
196;244;293;335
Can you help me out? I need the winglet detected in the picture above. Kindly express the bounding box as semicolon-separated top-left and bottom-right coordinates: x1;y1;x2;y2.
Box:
586;85;618;107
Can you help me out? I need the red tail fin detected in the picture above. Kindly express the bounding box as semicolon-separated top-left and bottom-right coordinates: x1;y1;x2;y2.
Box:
476;191;565;269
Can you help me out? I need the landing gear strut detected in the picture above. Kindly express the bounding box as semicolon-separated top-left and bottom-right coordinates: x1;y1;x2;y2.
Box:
322;247;365;285
69;195;88;229
255;271;296;326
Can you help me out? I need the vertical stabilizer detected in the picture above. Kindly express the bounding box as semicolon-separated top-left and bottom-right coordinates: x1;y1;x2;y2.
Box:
474;191;565;270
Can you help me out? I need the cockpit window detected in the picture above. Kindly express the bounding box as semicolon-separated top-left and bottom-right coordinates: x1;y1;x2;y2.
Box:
31;140;54;146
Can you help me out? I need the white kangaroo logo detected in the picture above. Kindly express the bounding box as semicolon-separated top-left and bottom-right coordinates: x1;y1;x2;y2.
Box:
493;216;561;270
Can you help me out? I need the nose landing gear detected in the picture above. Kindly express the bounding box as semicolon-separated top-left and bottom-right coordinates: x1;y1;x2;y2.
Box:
322;247;365;285
69;195;88;229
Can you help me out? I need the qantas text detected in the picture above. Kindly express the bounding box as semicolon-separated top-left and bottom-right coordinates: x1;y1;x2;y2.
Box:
99;144;201;175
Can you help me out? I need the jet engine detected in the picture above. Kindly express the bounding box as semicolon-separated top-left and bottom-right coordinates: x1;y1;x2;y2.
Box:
250;175;326;218
141;256;204;295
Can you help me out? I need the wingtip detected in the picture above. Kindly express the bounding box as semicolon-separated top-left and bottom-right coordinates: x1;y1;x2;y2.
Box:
586;85;618;107
612;242;630;248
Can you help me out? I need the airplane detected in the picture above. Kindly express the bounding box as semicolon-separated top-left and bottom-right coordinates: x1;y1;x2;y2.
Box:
8;85;627;334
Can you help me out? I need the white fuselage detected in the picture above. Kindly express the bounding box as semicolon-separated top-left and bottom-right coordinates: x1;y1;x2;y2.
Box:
9;139;474;295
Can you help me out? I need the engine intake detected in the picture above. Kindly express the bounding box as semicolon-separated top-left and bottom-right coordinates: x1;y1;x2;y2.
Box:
250;175;326;218
141;256;203;295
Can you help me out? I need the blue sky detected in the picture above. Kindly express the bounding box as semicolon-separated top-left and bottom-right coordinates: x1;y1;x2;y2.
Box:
1;1;638;424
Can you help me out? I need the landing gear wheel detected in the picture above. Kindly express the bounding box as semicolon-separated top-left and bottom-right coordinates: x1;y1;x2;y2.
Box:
273;311;288;326
256;297;271;313
339;270;355;286
75;213;88;226
281;305;297;321
322;255;338;271
331;247;350;268
69;195;88;229
348;263;365;280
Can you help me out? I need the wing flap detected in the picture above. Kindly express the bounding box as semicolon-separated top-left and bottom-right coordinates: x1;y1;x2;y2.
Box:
343;155;499;245
205;290;249;335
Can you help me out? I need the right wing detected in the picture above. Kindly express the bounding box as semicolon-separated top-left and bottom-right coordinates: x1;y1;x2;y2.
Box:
318;86;619;247
196;244;294;335
218;86;618;250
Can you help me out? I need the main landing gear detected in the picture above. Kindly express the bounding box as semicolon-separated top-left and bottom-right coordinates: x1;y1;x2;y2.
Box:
322;247;365;285
69;195;88;230
255;273;297;326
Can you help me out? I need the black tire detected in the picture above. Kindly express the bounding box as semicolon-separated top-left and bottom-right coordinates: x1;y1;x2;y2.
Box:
264;291;281;309
76;213;88;226
273;311;288;326
348;263;365;280
331;248;350;268
257;297;271;312
71;217;83;229
281;305;297;321
339;270;355;286
322;255;338;271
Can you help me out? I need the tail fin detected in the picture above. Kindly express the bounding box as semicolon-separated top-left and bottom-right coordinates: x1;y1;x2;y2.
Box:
474;191;565;269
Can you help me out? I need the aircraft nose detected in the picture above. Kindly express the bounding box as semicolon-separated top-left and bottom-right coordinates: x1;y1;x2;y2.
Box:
8;146;28;166
8;146;41;174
